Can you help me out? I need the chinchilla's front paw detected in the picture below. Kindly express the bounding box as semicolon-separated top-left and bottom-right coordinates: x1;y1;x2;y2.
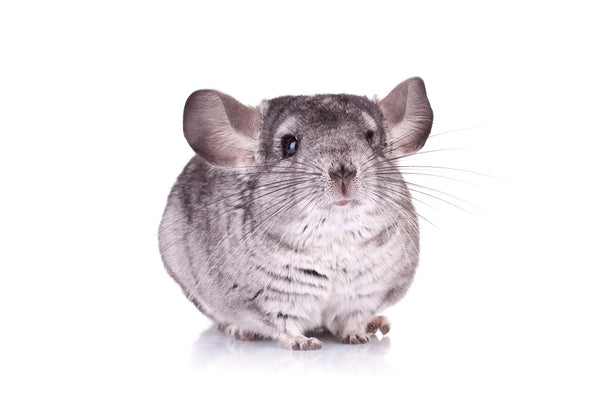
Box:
366;315;391;335
277;334;322;351
218;323;263;341
339;315;390;344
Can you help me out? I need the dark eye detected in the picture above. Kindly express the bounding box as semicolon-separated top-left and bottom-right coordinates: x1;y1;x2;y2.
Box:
365;130;374;145
282;135;299;158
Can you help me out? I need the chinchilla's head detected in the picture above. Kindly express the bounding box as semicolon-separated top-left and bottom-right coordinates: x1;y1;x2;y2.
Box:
182;78;433;242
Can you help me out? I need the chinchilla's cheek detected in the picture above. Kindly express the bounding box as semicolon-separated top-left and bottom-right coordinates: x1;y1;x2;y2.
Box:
159;78;433;350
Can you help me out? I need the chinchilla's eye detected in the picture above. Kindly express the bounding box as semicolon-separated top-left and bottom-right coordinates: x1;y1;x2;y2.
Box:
365;130;374;145
282;135;299;158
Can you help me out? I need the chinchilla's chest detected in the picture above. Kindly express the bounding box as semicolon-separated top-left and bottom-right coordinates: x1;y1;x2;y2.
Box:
270;235;402;295
275;242;401;325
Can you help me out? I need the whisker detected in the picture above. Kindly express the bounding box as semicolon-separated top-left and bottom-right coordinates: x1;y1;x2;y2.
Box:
399;165;497;179
186;194;302;299
364;189;426;246
159;178;318;253
368;184;437;229
372;174;476;209
157;172;320;235
428;125;491;138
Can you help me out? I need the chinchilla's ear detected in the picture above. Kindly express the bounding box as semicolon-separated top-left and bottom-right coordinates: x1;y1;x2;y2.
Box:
378;77;433;156
183;90;260;167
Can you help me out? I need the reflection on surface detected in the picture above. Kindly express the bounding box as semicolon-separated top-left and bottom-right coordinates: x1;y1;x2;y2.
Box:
191;325;393;375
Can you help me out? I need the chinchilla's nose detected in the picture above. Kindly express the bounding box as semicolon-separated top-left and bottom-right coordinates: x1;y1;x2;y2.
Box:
328;163;357;181
328;163;357;195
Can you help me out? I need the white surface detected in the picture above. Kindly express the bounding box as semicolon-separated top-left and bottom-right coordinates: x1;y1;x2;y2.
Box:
1;1;599;399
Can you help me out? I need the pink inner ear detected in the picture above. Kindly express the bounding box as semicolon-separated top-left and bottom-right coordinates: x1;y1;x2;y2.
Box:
183;90;259;167
379;77;433;156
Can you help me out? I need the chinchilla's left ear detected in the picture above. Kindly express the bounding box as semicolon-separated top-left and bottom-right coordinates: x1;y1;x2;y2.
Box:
378;77;433;156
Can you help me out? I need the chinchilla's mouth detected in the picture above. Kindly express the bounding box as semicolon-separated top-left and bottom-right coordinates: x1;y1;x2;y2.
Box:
332;198;362;207
334;200;350;206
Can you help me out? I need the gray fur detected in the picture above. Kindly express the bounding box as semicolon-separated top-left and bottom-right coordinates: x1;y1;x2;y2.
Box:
159;77;433;350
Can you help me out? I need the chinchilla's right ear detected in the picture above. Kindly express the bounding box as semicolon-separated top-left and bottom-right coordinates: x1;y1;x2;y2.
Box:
378;77;433;156
183;90;260;167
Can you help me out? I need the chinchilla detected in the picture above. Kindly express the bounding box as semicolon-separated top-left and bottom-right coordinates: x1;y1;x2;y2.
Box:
159;77;433;350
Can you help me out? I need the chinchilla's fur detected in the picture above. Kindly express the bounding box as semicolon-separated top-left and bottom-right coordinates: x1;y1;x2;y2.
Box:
159;78;433;350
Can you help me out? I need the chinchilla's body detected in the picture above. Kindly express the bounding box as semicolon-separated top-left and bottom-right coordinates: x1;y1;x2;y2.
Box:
159;78;433;350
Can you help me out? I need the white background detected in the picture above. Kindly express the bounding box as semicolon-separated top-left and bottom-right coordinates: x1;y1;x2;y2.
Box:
1;1;599;399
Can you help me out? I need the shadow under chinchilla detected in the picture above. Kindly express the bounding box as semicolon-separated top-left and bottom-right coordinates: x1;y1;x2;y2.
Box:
190;324;394;375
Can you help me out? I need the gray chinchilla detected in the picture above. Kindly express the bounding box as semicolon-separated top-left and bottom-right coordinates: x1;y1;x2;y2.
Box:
159;77;433;350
